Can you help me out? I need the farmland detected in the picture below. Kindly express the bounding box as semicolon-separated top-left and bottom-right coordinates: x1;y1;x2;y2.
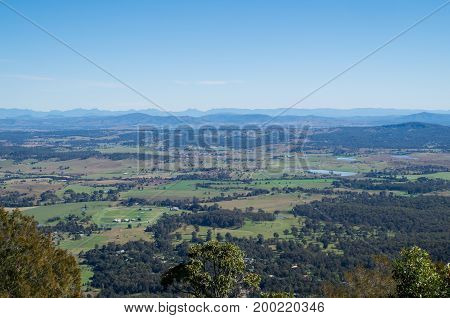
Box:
1;124;449;296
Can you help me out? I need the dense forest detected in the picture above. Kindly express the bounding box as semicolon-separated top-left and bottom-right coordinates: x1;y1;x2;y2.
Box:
310;123;450;149
292;193;450;260
81;190;450;297
332;177;450;194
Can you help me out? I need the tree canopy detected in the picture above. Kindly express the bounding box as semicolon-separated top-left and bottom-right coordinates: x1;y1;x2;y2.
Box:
161;241;260;297
323;246;449;298
0;208;81;297
393;246;448;298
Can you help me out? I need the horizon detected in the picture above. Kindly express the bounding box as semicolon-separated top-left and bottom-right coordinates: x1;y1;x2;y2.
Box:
1;0;450;111
1;105;450;114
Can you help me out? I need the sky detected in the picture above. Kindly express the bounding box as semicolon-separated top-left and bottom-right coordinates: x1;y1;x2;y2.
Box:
0;0;449;111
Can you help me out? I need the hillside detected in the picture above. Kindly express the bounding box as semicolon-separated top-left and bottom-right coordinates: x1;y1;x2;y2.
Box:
310;122;450;149
0;110;450;130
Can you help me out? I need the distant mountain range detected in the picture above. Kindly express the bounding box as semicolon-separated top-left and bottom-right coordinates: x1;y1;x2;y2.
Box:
0;108;449;130
1;107;449;119
310;122;450;149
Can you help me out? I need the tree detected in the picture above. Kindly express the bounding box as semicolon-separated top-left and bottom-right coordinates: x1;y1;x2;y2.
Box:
161;241;260;297
261;291;294;298
322;255;396;297
323;247;449;298
0;208;81;297
206;229;213;241
257;234;264;244
393;246;446;298
290;226;299;237
435;262;450;296
39;190;59;204
191;231;198;243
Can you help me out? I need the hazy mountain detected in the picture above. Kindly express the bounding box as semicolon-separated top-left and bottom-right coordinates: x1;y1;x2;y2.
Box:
0;109;450;130
1;107;449;119
0;113;202;130
310;122;450;149
198;108;450;117
397;112;450;126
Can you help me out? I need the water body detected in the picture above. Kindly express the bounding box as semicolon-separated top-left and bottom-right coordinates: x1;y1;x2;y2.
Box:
308;169;357;177
391;155;417;160
336;157;356;162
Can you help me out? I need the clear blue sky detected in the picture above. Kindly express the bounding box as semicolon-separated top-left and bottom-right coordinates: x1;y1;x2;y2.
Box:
1;0;449;111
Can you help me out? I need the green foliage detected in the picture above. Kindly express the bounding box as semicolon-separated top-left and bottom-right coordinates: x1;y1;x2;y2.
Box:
393;246;447;298
0;208;81;297
436;262;450;296
260;291;294;298
324;247;450;298
161;241;260;297
322;255;396;297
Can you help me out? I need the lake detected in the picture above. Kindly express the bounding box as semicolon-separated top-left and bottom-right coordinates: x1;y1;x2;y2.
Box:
336;157;356;162
308;169;357;177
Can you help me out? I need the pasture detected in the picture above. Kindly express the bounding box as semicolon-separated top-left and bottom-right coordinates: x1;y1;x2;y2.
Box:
25;201;179;228
175;212;302;240
121;179;249;200
210;193;322;212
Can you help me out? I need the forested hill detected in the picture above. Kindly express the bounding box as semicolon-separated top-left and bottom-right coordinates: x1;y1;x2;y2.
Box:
1;110;450;130
310;122;450;149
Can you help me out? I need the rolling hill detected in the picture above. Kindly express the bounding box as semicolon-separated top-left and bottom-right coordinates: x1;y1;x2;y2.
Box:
310;122;450;149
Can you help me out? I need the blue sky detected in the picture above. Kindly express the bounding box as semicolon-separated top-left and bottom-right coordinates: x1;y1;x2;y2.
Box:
1;0;449;111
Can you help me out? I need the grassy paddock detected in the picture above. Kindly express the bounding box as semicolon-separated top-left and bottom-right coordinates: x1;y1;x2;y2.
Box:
209;193;322;212
175;212;302;240
407;172;450;180
25;201;179;228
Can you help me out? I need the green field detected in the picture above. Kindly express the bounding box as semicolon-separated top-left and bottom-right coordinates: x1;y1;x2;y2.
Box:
210;192;321;212
80;265;94;286
120;178;331;202
304;154;390;173
90;206;176;228
240;213;302;238
176;212;302;240
56;184;115;196
57;227;153;255
25;201;113;224
407;172;450;180
25;200;186;254
121;179;249;200
246;178;334;190
154;178;334;192
25;201;180;228
59;234;110;255
97;146;138;154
